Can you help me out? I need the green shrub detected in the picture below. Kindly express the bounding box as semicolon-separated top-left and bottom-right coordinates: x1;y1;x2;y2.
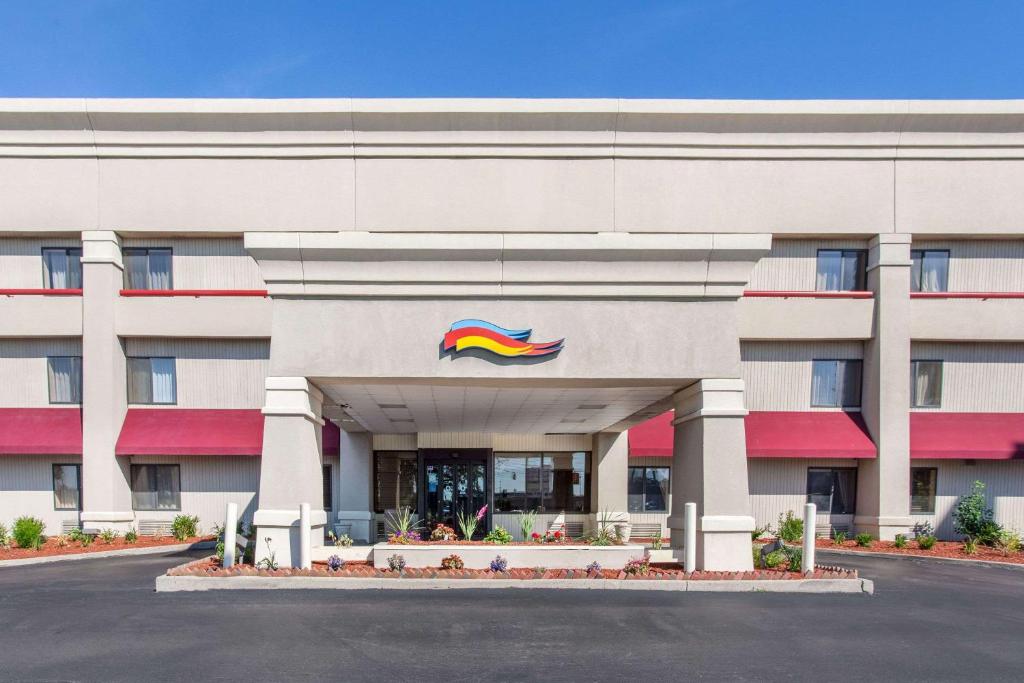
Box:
752;544;763;568
953;480;1002;544
0;522;9;548
98;528;118;544
855;533;873;548
124;528;138;544
170;514;200;542
751;525;769;541
963;536;978;555
763;550;786;568
994;529;1022;556
12;516;45;550
893;534;908;549
776;511;804;543
832;530;847;545
783;546;803;571
483;526;513;544
917;535;937;550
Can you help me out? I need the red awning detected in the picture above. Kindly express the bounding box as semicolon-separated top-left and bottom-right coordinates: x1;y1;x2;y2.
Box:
911;412;1024;460
116;409;264;456
628;410;877;459
0;408;82;455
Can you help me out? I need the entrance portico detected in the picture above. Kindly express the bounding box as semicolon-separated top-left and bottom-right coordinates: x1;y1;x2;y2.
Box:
246;231;770;569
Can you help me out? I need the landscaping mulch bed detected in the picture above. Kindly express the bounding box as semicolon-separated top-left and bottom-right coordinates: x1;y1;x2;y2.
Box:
0;535;214;561
816;538;1024;565
169;557;858;581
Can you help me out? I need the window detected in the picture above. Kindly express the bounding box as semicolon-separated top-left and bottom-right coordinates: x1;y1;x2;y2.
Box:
911;360;943;408
373;452;418;513
52;464;81;510
806;468;857;515
628;466;670;512
494;452;590;513
810;359;862;408
911;249;949;293
41;247;82;289
130;464;181;510
47;356;82;404
127;357;176;404
123;247;172;290
322;465;333;511
910;467;938;514
816;249;866;291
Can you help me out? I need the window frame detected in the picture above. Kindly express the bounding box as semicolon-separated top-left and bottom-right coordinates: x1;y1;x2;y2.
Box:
122;247;173;290
810;358;863;408
372;451;419;514
627;465;671;513
130;464;182;511
910;249;950;293
492;451;591;514
910;467;938;515
41;246;83;289
52;463;82;511
910;359;943;409
805;467;858;515
126;356;177;405
815;249;867;292
46;355;83;405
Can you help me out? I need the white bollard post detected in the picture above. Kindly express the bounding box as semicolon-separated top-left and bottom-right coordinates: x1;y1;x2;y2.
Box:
223;502;238;568
299;502;311;569
802;502;816;575
684;502;697;574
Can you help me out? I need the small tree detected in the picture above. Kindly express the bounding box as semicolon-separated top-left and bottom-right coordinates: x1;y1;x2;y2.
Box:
953;480;1002;544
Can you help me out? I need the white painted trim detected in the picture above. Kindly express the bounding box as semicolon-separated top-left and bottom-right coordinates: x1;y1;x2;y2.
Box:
700;515;756;532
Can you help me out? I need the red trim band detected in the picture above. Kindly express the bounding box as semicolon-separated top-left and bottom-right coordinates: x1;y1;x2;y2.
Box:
0;288;82;296
911;292;1024;300
120;289;268;297
743;290;873;299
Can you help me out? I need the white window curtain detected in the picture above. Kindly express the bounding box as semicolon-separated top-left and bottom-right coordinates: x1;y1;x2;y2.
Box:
815;251;842;291
148;250;172;289
47;356;82;404
913;361;942;407
52;464;80;510
43;249;69;289
150;358;176;404
920;252;948;293
132;466;157;510
811;360;839;406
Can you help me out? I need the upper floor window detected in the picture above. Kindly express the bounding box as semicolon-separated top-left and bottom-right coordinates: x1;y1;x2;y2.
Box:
811;359;862;408
911;360;942;408
42;247;82;289
627;466;670;513
911;249;949;293
127;357;177;404
816;249;866;291
123;247;172;290
807;467;857;515
47;356;83;404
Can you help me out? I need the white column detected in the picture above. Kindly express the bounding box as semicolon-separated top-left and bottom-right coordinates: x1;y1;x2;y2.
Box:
79;231;134;533
336;430;374;543
857;234;913;540
802;502;816;574
591;431;630;536
668;379;755;571
223;502;238;568
253;377;327;567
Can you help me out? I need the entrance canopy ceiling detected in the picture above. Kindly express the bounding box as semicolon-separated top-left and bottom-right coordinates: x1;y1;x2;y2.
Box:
317;381;677;435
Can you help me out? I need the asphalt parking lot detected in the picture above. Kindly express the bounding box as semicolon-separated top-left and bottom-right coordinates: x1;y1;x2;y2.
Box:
1;550;1023;682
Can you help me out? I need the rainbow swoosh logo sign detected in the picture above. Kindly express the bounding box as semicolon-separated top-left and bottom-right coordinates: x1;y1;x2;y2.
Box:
442;319;564;358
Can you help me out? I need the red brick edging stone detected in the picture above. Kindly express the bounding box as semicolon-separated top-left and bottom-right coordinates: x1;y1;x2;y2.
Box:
168;557;857;581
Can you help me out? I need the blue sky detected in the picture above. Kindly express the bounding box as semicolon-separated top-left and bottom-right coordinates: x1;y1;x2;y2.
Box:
1;1;1022;99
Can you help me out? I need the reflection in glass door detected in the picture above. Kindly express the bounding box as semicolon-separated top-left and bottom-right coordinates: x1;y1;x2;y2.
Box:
422;454;488;537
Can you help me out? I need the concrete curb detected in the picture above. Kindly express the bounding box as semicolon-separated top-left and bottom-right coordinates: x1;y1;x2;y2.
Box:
156;572;873;594
0;541;216;568
818;548;1024;571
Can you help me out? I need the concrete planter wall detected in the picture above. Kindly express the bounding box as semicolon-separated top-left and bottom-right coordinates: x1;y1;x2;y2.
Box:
368;543;648;570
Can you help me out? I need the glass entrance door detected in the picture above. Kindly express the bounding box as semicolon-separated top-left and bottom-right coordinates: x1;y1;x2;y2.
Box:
421;451;489;537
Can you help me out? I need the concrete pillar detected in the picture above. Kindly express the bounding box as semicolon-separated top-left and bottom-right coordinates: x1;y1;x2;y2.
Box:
336;430;374;543
856;234;913;540
668;379;754;571
254;377;327;567
79;231;134;533
591;431;629;534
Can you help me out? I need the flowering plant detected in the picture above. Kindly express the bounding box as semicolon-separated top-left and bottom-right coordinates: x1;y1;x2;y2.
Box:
623;555;651;576
531;532;541;543
440;553;464;570
585;561;602;574
326;555;344;571
387;530;422;544
387;554;406;572
430;524;457;542
535;530;567;544
489;555;508;572
456;504;488;541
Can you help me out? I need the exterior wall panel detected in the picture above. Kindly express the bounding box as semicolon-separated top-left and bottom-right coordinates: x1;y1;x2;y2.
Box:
911;342;1024;412
741;341;864;411
123;339;269;409
912;459;1024;539
0;237;81;288
912;239;1024;292
0;455;82;535
0;338;83;407
121;237;264;290
747;239;869;291
748;458;859;533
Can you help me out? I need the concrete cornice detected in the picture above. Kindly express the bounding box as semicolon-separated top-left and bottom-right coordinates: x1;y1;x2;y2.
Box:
4;98;1024;160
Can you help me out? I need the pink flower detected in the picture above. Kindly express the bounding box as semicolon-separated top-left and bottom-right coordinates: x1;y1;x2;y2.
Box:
476;505;488;521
